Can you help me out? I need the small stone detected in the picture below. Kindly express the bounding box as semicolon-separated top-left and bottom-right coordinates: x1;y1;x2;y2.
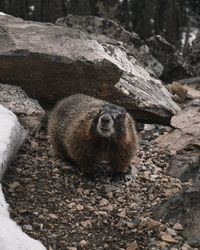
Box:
140;171;150;180
9;182;20;190
99;198;109;207
24;224;33;231
139;217;161;230
165;227;177;236
181;243;192;250
67;247;77;250
157;241;170;249
101;204;114;211
173;223;183;231
99;211;108;217
49;213;58;219
80;240;88;247
80;220;92;228
126;241;138;250
160;234;178;243
77;205;84;211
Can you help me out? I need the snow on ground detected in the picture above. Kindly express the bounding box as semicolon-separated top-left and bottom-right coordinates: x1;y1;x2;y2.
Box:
0;105;26;180
0;12;6;15
0;185;46;250
181;27;199;46
0;105;46;250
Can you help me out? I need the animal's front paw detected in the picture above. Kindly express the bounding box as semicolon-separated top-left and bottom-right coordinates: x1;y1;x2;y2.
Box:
84;172;95;181
111;172;126;182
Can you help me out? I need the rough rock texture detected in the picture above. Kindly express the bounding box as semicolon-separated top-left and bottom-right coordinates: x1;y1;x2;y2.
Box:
0;83;44;115
188;32;200;76
0;105;26;181
56;14;164;79
0;184;46;250
146;35;192;82
153;98;200;246
155;99;200;152
0;14;180;124
152;161;200;247
56;14;141;46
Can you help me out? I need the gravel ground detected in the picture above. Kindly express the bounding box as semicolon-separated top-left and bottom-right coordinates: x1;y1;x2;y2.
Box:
2;128;194;250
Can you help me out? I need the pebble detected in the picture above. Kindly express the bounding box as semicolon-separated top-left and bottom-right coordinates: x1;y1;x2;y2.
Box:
165;227;177;236
173;223;183;231
77;205;84;211
49;213;58;219
80;240;88;247
24;224;33;231
101;204;114;211
99;198;109;206
80;220;92;228
181;243;192;250
160;234;178;243
9;182;20;190
98;211;108;217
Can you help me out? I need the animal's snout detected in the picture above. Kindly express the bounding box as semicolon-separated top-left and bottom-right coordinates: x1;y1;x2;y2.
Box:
100;114;112;127
101;114;111;124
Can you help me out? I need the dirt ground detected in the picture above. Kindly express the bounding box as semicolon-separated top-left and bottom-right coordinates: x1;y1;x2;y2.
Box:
2;129;186;250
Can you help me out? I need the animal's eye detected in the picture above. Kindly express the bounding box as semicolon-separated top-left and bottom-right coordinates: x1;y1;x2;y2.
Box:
116;114;121;119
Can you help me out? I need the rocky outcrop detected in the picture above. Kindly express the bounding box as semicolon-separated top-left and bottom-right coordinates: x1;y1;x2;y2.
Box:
0;105;26;181
152;160;200;247
0;14;180;124
146;35;192;82
153;97;200;246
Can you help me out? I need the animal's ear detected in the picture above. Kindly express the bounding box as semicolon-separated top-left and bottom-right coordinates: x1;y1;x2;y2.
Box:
92;111;100;126
121;107;126;118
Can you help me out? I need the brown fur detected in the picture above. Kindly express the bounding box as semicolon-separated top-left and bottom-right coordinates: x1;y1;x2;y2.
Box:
48;94;138;175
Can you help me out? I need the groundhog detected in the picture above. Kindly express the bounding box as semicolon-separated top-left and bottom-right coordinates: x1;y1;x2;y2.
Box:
48;94;138;178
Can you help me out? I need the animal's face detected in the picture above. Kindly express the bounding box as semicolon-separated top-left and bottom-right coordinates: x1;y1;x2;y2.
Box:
94;104;126;138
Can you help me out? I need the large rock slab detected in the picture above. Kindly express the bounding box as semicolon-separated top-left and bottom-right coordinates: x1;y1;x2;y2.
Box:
56;15;164;80
0;14;180;124
155;99;200;151
0;105;26;181
0;184;46;250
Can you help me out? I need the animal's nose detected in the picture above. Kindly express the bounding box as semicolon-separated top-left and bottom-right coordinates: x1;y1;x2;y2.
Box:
100;115;111;125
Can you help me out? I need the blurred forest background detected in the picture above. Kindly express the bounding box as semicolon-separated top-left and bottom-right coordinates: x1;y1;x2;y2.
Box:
0;0;200;47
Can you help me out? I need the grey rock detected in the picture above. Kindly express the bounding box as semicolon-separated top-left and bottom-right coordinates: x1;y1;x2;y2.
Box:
0;14;180;124
56;14;141;46
0;83;44;115
146;35;192;82
56;15;163;79
152;157;200;247
0;105;26;181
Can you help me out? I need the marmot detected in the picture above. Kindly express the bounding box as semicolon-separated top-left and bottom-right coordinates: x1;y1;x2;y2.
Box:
48;94;138;177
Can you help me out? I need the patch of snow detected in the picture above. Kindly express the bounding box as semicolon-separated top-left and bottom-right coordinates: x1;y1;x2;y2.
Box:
181;27;199;46
29;5;35;11
0;185;46;250
0;12;6;15
0;105;26;180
